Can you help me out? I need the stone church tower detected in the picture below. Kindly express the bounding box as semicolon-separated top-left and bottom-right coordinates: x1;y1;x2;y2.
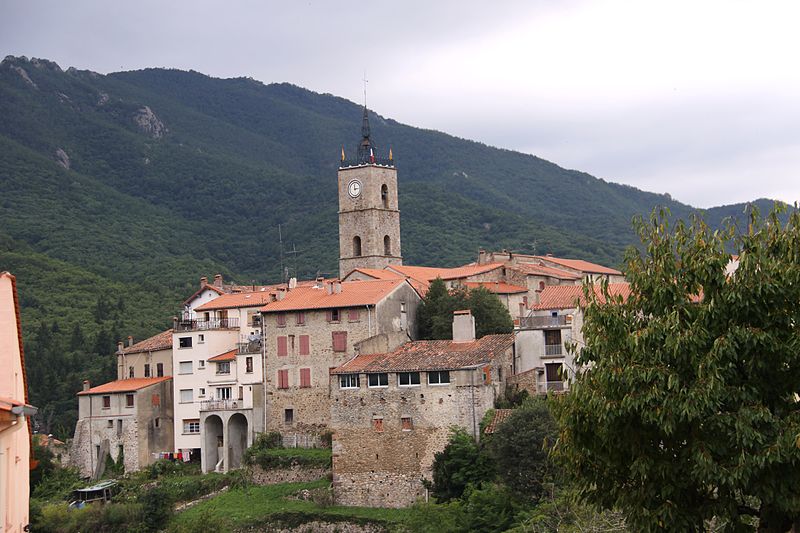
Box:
338;106;402;278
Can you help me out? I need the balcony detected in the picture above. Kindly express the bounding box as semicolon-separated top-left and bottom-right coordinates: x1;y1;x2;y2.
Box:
519;315;570;329
200;399;246;412
237;339;262;355
173;317;239;332
544;343;563;356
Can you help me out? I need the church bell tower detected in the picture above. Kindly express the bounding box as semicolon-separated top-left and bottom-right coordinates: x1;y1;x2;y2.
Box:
338;106;402;278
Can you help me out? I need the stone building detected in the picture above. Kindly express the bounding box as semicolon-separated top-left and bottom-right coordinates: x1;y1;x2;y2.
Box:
338;106;402;277
329;311;514;508
512;282;630;395
260;278;420;442
116;329;173;381
72;377;173;478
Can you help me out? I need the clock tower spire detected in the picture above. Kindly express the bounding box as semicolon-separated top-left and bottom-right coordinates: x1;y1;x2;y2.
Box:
337;106;402;278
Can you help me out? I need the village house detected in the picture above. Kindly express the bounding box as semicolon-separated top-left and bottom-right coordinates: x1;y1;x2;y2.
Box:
330;310;514;507
116;329;173;381
259;277;421;445
0;272;37;532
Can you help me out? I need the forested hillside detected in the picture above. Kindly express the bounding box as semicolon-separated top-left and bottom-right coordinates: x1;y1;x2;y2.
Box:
0;55;780;436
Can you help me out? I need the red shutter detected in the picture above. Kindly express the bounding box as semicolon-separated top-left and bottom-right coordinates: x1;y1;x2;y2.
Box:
277;336;288;357
348;309;360;321
326;310;332;322
299;335;310;355
278;369;289;389
296;312;305;325
300;368;311;388
332;331;347;352
276;313;286;326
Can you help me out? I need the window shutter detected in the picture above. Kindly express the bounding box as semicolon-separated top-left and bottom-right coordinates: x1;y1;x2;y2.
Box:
348;309;360;321
278;369;289;389
326;310;332;322
296;312;305;325
299;335;310;355
276;313;286;326
300;368;311;387
332;331;347;352
277;336;288;357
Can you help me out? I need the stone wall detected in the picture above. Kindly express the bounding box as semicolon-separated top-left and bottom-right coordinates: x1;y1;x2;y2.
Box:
249;464;329;485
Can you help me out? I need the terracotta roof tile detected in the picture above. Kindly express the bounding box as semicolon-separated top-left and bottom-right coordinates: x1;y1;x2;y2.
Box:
78;376;172;395
531;283;631;310
208;349;236;362
331;334;514;374
386;263;505;282
484;408;514;434
531;256;622;276
119;329;173;355
464;281;528;294
196;291;277;311
346;268;405;280
261;279;407;313
508;263;581;280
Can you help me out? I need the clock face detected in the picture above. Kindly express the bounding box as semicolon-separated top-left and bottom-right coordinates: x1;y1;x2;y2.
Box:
347;179;362;198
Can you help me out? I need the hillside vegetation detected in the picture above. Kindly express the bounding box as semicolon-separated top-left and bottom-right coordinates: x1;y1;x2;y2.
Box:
0;55;780;437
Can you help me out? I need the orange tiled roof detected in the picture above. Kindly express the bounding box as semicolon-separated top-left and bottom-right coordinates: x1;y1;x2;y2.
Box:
531;283;631;310
261;279;407;313
208;349;236;362
463;281;528;294
386;263;505;282
331;334;514;374
531;256;622;276
182;283;225;305
508;263;581;280
0;396;28;412
196;290;277;311
484;408;514;434
119;329;173;355
347;268;404;280
78;376;172;395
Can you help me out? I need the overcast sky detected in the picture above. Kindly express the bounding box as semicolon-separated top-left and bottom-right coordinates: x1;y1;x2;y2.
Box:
3;0;799;208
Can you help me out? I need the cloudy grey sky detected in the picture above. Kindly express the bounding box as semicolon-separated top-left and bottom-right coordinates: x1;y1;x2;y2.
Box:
3;0;799;208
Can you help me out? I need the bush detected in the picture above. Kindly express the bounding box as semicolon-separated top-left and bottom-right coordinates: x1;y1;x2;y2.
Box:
427;428;494;502
457;483;521;533
139;486;173;531
250;431;283;451
245;447;331;470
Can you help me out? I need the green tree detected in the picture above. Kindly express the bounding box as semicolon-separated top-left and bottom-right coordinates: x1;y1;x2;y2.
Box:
553;207;800;531
468;286;514;338
488;399;558;503
428;428;494;502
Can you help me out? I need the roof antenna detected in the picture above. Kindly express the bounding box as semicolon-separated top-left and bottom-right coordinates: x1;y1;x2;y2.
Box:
362;71;368;109
278;224;286;284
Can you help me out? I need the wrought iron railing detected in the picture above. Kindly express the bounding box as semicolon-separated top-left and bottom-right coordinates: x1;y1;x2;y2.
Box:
173;317;239;332
545;343;563;356
518;315;569;329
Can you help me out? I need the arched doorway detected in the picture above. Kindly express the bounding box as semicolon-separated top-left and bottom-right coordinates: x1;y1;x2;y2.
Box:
227;413;249;470
204;415;224;473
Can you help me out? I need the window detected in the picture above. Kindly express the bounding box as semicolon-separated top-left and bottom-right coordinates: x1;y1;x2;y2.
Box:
545;330;563;355
199;360;205;368
276;313;287;327
277;336;288;357
401;417;413;431
428;371;451;385
246;356;253;373
348;309;360;322
353;235;362;256
117;419;122;434
107;419;114;428
156;363;164;377
381;184;389;208
179;337;192;348
179;361;193;374
398;372;421;386
384;235;391;256
125;393;135;407
198;334;205;343
284;408;294;424
368;373;389;388
151;393;160;407
299;335;310;356
289;335;295;353
144;364;151;378
179;389;193;403
539;281;546;291
295;312;305;325
183;419;200;434
102;395;111;409
129;366;134;378
332;331;347;352
198;388;205;397
217;387;231;400
339;374;360;389
216;361;231;375
373;418;384;432
300;368;311;388
278;369;289;389
154;417;160;428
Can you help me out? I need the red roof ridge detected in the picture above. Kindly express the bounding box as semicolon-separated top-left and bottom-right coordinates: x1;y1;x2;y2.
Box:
119;329;173;355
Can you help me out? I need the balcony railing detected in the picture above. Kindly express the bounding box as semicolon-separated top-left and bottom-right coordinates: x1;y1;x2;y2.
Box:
544;343;563;356
339;157;395;169
519;315;569;329
200;399;245;411
173;317;239;332
237;340;262;354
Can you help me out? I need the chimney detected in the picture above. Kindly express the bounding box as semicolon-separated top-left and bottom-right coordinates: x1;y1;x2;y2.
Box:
326;281;334;295
288;277;297;290
478;249;486;265
200;276;208;288
127;335;134;347
333;280;342;294
116;341;124;353
518;302;526;318
315;277;325;289
82;380;90;392
276;288;286;301
452;310;476;343
213;274;223;288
